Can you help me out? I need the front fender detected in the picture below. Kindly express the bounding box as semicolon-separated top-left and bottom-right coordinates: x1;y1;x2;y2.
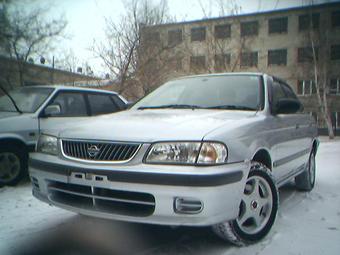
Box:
0;133;27;144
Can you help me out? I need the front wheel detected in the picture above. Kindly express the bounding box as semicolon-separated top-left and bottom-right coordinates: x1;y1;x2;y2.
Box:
0;145;27;186
213;162;279;246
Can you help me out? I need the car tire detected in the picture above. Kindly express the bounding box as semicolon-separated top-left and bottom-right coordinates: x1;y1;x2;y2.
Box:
212;162;279;246
0;144;27;186
295;150;316;191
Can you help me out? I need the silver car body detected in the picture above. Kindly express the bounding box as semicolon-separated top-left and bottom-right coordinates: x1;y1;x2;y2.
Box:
29;73;318;226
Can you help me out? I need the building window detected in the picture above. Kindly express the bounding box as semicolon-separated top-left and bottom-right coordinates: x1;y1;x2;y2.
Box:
168;29;182;46
330;79;340;95
191;27;206;42
331;10;340;27
297;80;316;96
214;24;231;39
297;47;318;63
268;17;288;34
331;45;340;60
144;31;160;43
299;13;320;31
214;54;231;71
190;56;206;70
240;52;258;67
241;21;258;36
268;49;287;66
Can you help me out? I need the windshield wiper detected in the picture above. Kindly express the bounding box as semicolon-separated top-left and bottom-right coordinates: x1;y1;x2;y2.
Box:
138;104;203;110
0;82;22;114
207;105;257;111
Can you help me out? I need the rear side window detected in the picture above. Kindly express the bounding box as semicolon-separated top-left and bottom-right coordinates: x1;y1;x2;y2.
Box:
271;80;286;107
281;83;298;100
271;79;302;113
88;93;119;115
49;92;87;117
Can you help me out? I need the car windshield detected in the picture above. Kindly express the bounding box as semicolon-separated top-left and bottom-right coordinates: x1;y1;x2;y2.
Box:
0;87;54;113
132;75;262;111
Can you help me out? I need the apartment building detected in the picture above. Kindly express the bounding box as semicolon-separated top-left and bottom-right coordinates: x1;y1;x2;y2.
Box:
140;2;340;134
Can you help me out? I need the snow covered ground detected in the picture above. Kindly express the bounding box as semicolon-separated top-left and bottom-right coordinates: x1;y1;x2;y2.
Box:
0;138;339;255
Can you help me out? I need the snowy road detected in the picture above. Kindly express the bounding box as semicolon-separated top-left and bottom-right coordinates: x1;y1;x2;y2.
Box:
1;138;340;255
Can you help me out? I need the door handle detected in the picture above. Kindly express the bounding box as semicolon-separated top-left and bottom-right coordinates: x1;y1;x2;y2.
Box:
295;124;300;129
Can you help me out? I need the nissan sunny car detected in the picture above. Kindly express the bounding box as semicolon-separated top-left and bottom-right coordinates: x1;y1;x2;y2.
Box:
29;73;318;245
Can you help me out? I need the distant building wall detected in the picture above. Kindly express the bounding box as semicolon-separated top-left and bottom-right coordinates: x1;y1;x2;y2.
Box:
0;55;98;88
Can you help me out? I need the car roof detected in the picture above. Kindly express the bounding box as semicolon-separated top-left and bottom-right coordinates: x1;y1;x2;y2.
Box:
22;85;119;95
176;72;265;80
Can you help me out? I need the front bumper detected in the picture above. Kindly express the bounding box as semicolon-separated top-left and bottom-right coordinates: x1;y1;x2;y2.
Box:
29;153;249;226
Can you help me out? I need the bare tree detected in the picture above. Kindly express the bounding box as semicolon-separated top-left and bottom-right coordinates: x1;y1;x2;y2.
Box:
0;0;11;51
0;1;67;88
54;48;80;73
91;0;173;98
136;30;184;95
205;0;242;17
303;1;335;139
198;0;214;18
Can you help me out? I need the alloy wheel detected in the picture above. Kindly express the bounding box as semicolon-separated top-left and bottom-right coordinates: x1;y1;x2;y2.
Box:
236;175;273;235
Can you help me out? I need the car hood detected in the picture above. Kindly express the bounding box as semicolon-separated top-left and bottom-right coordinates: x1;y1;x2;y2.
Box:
58;109;256;142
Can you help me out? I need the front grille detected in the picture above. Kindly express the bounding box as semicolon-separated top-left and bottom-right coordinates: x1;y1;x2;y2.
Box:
48;181;155;217
61;140;140;162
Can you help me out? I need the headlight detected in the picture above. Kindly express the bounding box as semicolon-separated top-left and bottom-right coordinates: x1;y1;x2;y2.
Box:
145;142;227;165
36;134;58;155
197;142;228;164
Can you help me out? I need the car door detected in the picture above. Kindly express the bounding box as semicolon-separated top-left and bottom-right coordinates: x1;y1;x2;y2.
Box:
269;79;304;182
280;82;312;173
39;91;90;133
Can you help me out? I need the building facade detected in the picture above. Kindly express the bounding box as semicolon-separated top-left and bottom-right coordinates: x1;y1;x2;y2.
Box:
140;2;340;135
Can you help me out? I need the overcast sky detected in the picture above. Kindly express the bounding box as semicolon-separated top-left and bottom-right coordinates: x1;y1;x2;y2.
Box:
27;0;338;76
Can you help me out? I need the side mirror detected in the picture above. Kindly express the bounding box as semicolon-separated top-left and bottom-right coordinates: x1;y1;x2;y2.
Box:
42;104;61;117
275;98;302;114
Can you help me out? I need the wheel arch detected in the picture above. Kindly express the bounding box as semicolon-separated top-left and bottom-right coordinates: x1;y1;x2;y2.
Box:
312;138;319;154
0;137;28;152
251;148;272;170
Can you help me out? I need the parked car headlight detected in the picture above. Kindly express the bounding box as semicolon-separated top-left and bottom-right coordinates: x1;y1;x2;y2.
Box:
145;142;227;165
36;134;58;155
